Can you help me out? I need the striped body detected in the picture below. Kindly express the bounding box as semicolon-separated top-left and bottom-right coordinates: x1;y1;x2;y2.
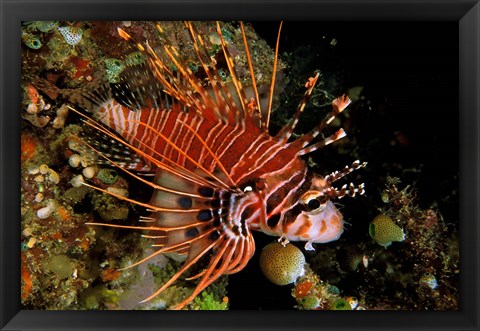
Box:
93;99;333;242
92;96;328;240
95;99;293;177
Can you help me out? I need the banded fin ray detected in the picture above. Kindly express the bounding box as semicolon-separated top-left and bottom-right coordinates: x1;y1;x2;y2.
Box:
184;22;240;124
78;118;155;173
117;22;278;132
112;62;171;111
117;27;214;120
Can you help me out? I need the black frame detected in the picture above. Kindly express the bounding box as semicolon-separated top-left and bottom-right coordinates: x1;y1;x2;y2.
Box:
2;0;479;330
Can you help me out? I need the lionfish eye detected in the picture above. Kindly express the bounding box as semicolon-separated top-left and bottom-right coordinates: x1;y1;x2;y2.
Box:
306;198;321;211
302;192;329;212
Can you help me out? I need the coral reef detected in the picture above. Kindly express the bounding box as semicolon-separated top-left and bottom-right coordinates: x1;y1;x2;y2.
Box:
291;265;361;310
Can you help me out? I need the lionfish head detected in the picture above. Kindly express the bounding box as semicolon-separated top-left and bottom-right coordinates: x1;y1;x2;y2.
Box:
291;174;345;244
269;160;366;251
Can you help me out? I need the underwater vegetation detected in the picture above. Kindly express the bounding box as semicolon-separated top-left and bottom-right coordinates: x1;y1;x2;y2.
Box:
20;21;458;310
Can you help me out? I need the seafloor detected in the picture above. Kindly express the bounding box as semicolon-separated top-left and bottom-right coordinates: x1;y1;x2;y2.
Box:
20;21;458;310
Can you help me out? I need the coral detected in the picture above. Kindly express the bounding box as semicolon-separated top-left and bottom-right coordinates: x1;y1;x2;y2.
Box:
336;177;459;310
259;242;306;285
91;191;130;221
21;253;33;301
124;51;146;66
369;214;405;247
291;266;361;310
100;268;122;282
144;257;229;310
104;58;125;83
331;298;352;310
22;83;53;128
21;32;42;49
67;56;94;80
97;168;119;185
193;291;229;310
36;200;56;219
43;254;77;279
419;272;438;290
21;133;39;163
80;285;121;310
23;21;59;33
294;279;314;299
58;26;84;47
297;295;322;310
345;296;359;309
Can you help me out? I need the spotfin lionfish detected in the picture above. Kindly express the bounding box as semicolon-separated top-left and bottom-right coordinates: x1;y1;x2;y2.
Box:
34;21;366;310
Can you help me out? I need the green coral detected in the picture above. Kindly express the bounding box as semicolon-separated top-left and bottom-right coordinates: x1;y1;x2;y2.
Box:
369;214;405;247
299;295;321;310
217;69;228;81
147;261;229;310
220;27;233;43
148;260;184;286
92;192;129;221
193;291;228;310
81;285;120;309
104;58;125;83
42;254;76;279
97;168;119;185
22;32;42;49
332;298;352;310
124;51;146;66
23;21;59;33
208;44;220;56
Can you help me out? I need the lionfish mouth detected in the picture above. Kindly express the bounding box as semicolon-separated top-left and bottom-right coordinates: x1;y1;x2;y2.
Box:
29;21;365;310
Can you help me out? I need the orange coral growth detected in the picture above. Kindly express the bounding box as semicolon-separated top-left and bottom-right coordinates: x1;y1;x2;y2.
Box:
101;268;121;282
69;56;94;79
51;232;63;240
21;252;33;300
79;238;91;251
21;133;38;163
294;280;314;299
54;206;71;222
25;83;39;104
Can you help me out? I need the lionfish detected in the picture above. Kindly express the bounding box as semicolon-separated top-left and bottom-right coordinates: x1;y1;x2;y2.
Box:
36;21;366;309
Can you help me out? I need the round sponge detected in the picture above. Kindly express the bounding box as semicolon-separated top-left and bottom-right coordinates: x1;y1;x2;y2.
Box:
369;214;405;247
259;241;305;285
